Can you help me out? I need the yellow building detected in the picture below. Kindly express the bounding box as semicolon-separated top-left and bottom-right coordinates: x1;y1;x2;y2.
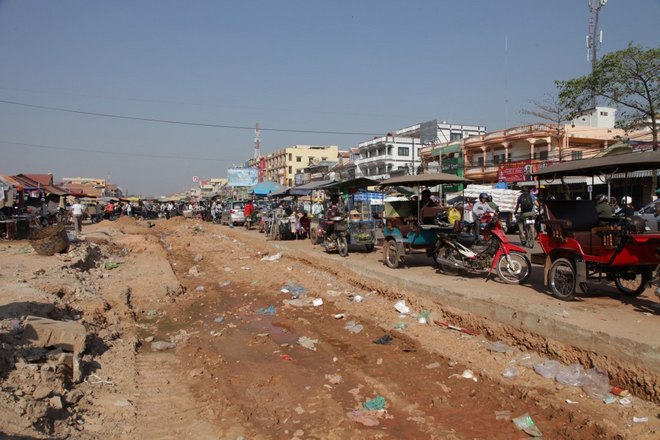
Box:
264;145;338;187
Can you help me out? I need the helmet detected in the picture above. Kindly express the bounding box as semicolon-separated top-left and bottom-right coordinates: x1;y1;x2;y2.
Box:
622;196;632;205
479;192;489;201
596;194;608;204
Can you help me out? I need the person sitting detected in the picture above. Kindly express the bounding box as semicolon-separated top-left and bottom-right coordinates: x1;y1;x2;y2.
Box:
421;189;436;208
595;194;613;222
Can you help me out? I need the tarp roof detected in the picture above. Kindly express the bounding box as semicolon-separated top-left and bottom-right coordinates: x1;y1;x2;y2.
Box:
318;177;381;192
250;180;285;196
379;172;471;187
289;180;333;196
534;150;660;178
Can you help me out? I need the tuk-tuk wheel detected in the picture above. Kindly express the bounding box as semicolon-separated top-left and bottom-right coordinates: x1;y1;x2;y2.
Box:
365;244;375;252
548;258;576;301
383;239;401;269
614;271;651;297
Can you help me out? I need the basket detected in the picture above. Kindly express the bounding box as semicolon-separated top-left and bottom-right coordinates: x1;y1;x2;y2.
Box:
334;221;348;232
29;224;70;256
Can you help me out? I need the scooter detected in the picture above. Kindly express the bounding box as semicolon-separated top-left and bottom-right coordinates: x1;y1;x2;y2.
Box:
432;212;531;284
318;215;349;257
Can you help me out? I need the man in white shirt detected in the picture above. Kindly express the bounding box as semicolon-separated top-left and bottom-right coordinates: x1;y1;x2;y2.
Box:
71;198;83;234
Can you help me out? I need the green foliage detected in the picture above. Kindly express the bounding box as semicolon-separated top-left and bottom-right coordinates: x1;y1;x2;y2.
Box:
556;43;659;148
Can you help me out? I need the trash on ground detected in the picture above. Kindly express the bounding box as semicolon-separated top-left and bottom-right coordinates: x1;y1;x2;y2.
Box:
512;352;540;368
195;285;204;292
512;412;543;437
566;399;579;404
213;316;225;323
458;369;478;382
632;416;649;423
347;409;380;426
257;305;277;315
298;336;318;351
283;298;314;307
610;386;629;397
434;320;479;335
351;294;364;303
373;334;393;345
312;298;323;307
425;362;441;369
393;322;407;330
280;354;293;361
219;281;231;287
487;341;513;353
417;310;430;324
394;300;410;315
104;261;120;270
281;283;306;298
363;395;387;411
344;320;364;334
603;396;617;404
533;359;562;379
494;410;511;421
502;364;519;378
151;341;176;351
555;363;586;387
581;367;611;400
333;313;345;319
325;374;343;384
261;252;282;262
619;397;632;406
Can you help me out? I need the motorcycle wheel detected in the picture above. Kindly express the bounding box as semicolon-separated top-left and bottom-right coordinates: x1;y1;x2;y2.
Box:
614;270;651;297
435;247;462;275
310;227;318;244
496;251;531;284
525;223;535;249
383;239;401;269
548;258;576;300
337;236;349;257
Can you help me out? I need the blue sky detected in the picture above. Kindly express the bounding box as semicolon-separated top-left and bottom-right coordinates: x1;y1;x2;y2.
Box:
1;0;658;196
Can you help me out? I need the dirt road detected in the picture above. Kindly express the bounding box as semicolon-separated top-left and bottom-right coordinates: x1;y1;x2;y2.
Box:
1;217;658;439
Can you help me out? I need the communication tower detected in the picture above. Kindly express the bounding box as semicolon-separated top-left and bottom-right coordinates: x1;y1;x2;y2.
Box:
587;0;607;106
254;122;260;159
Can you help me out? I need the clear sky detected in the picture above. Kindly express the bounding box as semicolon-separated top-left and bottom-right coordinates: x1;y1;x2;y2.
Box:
1;0;658;196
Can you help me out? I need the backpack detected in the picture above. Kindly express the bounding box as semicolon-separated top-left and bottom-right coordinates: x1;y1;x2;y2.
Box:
519;192;534;213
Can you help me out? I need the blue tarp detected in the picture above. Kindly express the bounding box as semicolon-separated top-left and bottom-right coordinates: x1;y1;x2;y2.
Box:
250;181;285;196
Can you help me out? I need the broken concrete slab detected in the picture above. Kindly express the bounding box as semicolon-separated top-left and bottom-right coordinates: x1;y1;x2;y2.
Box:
23;315;87;353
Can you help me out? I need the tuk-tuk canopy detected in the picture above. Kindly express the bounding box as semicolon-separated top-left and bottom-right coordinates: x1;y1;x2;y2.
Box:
534;150;660;178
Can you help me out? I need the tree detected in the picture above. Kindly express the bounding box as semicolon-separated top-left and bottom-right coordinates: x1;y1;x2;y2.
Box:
557;43;659;190
521;93;573;161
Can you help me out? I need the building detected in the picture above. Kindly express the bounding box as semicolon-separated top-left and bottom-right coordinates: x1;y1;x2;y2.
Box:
354;121;486;180
263;145;339;187
59;177;124;198
460;108;624;184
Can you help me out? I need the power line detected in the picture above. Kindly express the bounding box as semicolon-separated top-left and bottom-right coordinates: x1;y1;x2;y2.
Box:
0;98;382;136
0;140;236;162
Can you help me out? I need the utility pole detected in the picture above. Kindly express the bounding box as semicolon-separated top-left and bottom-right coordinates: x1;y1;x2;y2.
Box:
587;0;607;108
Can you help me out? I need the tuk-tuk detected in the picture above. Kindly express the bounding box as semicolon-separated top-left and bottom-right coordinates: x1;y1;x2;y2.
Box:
533;151;660;300
379;173;471;268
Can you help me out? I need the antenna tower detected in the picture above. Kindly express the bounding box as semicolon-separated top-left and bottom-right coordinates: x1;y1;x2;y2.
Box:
587;0;607;107
254;122;261;159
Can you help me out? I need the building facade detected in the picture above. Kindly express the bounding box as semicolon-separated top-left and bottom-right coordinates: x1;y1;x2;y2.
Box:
354;121;486;180
263;145;339;187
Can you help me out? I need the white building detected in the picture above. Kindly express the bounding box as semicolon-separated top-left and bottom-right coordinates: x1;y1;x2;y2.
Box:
354;121;486;180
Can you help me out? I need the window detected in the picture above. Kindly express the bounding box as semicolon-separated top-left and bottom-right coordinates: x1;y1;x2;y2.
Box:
398;147;410;156
571;151;583;161
600;111;608;116
493;154;505;165
477;156;484;166
288;166;292;174
538;150;548;160
321;157;327;161
288;153;292;161
450;132;463;142
296;156;302;162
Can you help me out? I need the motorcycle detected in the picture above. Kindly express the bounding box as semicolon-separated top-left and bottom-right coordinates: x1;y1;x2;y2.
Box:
317;215;349;257
432;212;531;284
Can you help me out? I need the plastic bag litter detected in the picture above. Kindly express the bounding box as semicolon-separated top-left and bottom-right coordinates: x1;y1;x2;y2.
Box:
363;395;387;411
555;363;586;387
297;336;318;351
347;409;380;426
581;367;611;400
151;341;176;351
257;305;277;315
512;352;541;368
512;412;542;437
533;359;562;379
502;364;519;378
394;300;410;315
261;252;282;262
487;341;513;353
281;283;306;298
344;320;364;334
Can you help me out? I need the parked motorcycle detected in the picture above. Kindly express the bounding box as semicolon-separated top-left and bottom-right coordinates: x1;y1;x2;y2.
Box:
432;212;531;284
318;215;349;257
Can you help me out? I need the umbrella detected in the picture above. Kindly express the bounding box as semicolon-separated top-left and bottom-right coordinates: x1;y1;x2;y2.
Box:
250;181;285;196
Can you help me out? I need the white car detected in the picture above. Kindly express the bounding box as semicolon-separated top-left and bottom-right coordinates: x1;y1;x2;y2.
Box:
635;200;660;232
221;201;247;226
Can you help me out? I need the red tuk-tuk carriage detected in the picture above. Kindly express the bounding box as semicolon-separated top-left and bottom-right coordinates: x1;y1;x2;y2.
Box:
532;151;660;301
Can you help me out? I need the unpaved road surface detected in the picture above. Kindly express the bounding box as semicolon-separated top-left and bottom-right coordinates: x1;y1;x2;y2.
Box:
1;216;658;439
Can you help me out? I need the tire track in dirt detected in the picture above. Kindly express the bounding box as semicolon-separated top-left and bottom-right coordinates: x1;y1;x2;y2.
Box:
135;351;219;440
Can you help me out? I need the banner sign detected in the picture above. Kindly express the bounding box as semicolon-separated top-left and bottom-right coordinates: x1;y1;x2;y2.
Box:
227;168;258;187
497;160;556;183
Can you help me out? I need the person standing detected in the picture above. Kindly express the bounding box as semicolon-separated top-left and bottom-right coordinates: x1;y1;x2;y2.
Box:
39;199;49;226
71;198;83;234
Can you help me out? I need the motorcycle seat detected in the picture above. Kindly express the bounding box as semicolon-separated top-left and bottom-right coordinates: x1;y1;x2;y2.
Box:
457;233;475;247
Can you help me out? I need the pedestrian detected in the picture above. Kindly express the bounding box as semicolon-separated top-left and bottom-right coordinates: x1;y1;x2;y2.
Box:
39;199;49;226
71;198;83;234
595;194;613;219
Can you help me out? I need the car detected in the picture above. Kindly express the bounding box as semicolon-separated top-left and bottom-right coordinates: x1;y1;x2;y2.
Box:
636;200;660;231
220;200;247;226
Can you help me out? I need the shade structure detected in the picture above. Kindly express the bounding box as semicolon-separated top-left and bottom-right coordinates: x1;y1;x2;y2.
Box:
379;172;471;187
318;177;381;192
534;150;660;178
250;181;285;196
289;180;333;196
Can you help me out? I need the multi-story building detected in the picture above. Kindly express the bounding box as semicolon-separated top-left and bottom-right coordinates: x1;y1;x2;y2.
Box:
461;107;624;184
59;177;124;198
354;121;486;180
264;145;339;187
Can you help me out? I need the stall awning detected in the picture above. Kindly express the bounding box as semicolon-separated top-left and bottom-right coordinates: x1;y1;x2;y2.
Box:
289;180;333;196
